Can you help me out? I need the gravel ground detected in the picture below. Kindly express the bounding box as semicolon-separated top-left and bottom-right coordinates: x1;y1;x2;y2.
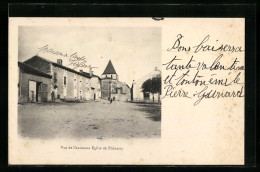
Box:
18;100;161;139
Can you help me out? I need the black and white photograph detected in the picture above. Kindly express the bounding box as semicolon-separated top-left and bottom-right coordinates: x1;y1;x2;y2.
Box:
17;26;162;140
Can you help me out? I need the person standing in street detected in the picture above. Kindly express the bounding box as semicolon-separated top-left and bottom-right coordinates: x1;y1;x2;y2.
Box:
51;91;55;103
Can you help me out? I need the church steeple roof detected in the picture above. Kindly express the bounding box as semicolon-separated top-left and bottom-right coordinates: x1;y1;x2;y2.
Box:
102;60;117;75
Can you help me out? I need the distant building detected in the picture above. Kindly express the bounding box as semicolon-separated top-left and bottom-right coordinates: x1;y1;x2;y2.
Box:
101;60;130;101
90;74;102;101
18;62;52;103
23;55;101;101
131;67;161;103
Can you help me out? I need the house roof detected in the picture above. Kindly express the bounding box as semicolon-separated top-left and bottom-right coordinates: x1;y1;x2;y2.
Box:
18;62;52;79
92;74;101;80
25;55;92;79
51;61;92;79
102;60;117;75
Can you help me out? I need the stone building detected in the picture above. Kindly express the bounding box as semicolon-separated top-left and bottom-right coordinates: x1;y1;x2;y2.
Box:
23;55;101;101
89;73;102;101
131;67;161;103
18;62;52;103
101;60;130;101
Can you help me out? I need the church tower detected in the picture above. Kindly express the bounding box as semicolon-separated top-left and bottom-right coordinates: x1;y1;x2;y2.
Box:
101;60;118;80
100;60;131;101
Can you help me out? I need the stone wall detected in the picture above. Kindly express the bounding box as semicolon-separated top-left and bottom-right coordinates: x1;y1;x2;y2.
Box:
18;71;52;103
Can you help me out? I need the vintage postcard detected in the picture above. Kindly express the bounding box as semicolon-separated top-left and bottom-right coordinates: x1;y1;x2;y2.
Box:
9;18;244;165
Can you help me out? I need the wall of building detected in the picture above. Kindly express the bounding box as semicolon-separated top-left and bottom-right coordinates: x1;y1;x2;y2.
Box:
83;76;91;100
101;79;130;101
52;66;64;99
78;75;83;100
101;74;117;80
90;77;101;100
66;71;75;100
101;79;113;100
23;56;98;102
51;65;93;101
112;81;130;101
18;71;52;103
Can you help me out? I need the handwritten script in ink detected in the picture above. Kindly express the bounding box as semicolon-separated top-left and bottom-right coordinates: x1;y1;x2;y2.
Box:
37;45;90;69
162;34;245;106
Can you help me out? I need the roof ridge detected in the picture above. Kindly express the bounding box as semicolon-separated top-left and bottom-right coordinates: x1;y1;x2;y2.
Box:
18;62;52;78
23;55;93;79
102;60;117;75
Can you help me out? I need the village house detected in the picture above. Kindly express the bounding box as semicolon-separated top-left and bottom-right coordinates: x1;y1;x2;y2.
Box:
23;55;101;102
90;74;102;100
131;67;161;103
101;60;131;101
18;62;52;103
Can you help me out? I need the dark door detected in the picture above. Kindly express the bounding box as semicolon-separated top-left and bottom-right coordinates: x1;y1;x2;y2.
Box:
41;84;48;102
36;82;42;102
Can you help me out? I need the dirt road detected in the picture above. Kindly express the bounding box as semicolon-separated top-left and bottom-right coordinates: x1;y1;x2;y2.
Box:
18;100;161;139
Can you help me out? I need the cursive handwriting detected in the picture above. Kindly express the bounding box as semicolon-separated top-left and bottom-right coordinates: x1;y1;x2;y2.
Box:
37;45;89;69
37;45;68;57
68;52;90;69
193;86;244;106
161;85;191;99
193;35;244;53
167;34;244;53
167;34;191;52
164;34;245;106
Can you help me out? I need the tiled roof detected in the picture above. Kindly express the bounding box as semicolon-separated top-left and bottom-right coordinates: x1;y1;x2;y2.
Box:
18;62;52;78
52;62;92;79
26;55;92;78
102;60;117;75
92;74;101;80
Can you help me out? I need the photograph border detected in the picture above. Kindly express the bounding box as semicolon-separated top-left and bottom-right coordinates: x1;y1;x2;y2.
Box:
3;2;257;170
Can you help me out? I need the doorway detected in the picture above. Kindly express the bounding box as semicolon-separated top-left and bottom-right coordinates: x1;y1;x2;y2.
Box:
29;81;47;103
36;82;42;102
29;80;37;102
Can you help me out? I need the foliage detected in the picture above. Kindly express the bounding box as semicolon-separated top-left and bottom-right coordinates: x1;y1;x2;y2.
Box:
141;75;161;94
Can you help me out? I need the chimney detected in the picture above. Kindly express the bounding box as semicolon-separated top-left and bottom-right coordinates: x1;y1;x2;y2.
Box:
57;59;63;65
89;65;93;77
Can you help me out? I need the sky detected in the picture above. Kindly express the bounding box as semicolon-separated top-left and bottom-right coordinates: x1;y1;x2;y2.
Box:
19;26;161;86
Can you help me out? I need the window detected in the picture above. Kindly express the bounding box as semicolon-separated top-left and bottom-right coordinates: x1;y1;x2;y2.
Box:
64;76;66;85
54;72;57;82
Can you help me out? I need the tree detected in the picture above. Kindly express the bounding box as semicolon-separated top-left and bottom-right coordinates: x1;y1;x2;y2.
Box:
141;74;161;103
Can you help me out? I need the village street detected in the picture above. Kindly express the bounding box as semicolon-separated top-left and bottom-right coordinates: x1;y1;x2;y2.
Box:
18;101;161;139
